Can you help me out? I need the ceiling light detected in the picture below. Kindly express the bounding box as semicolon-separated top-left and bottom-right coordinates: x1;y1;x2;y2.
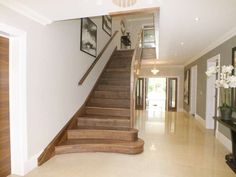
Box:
151;68;159;75
112;0;137;7
180;42;184;46
194;17;200;22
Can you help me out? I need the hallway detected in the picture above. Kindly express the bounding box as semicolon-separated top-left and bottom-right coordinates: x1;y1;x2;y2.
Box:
10;111;235;177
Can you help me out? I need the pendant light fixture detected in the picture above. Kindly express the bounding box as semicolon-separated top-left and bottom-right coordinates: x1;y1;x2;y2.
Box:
151;68;159;75
151;59;159;75
112;0;137;7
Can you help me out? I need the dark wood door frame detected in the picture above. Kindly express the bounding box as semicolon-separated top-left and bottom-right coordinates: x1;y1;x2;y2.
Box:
135;78;145;110
167;78;178;112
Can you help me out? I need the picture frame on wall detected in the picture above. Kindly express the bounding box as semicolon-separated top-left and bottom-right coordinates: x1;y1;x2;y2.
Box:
120;20;126;35
80;17;97;57
184;69;190;105
102;15;112;36
231;47;236;108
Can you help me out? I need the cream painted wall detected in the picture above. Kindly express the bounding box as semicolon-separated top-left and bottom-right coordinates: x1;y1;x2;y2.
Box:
0;4;119;174
139;66;184;110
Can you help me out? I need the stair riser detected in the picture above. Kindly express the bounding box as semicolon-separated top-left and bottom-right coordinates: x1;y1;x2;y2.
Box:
113;52;134;57
109;60;131;66
85;107;130;117
108;63;131;68
112;52;133;58
78;119;130;128
55;142;143;155
67;130;138;141
100;80;130;85
105;68;130;72
88;99;130;108
94;91;130;99
102;73;130;79
96;85;130;92
55;146;143;155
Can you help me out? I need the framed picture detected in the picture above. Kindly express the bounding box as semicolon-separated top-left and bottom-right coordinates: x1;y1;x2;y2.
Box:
231;47;236;108
102;15;112;36
120;20;126;35
184;69;190;105
80;18;97;57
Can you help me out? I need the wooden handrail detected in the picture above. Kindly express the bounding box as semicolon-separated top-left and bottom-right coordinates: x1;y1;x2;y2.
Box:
130;30;143;128
79;31;119;85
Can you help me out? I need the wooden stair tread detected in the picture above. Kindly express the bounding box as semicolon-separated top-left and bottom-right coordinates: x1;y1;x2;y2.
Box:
93;90;130;99
87;102;130;108
79;114;130;120
73;126;136;131
90;97;130;103
58;139;143;146
85;106;130;117
86;106;130;110
96;85;130;91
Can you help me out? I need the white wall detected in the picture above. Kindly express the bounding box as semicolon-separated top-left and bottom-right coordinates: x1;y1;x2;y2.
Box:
0;4;119;175
112;17;129;50
139;65;184;111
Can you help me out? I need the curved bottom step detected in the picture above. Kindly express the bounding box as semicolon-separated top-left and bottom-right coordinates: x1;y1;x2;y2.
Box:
67;127;138;141
55;139;144;155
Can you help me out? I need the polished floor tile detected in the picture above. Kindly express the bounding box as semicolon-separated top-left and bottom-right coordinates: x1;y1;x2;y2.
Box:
9;110;235;177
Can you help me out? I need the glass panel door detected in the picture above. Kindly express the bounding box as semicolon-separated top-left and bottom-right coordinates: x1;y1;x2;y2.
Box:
167;78;178;111
136;78;145;110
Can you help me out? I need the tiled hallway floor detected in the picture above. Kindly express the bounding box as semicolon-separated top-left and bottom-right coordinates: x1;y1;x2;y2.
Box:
9;110;235;177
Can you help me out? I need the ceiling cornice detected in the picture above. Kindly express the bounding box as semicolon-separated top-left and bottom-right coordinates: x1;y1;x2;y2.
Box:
0;0;52;25
184;26;236;67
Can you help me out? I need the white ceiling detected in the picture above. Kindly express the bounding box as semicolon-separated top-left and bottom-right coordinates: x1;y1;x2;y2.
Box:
1;0;236;66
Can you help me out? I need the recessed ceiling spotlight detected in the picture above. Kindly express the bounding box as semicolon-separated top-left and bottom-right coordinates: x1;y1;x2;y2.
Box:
194;17;200;22
180;42;184;46
96;0;103;5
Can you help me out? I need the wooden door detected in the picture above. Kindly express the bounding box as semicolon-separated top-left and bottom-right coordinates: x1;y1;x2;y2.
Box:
167;78;178;112
0;36;11;177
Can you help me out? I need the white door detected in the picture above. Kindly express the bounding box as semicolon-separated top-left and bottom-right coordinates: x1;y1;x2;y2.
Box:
190;65;197;116
206;55;220;129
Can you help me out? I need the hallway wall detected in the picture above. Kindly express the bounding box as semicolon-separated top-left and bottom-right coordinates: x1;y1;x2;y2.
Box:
0;5;119;174
184;35;236;140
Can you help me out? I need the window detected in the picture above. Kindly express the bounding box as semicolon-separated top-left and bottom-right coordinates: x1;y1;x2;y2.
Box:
143;27;155;48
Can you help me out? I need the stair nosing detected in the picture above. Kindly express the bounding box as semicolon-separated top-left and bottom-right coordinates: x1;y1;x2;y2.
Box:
86;106;130;110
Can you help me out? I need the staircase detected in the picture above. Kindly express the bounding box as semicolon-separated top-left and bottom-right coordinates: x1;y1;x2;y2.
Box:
55;50;144;155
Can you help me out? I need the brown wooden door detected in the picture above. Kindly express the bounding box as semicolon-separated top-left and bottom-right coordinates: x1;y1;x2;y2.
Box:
0;36;11;177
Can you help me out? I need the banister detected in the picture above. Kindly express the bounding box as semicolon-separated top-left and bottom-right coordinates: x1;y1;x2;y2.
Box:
130;30;143;128
79;31;119;85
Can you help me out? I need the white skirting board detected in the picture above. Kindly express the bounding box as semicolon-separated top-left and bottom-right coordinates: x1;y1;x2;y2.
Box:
195;114;205;127
23;152;41;176
178;109;232;152
216;129;232;152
